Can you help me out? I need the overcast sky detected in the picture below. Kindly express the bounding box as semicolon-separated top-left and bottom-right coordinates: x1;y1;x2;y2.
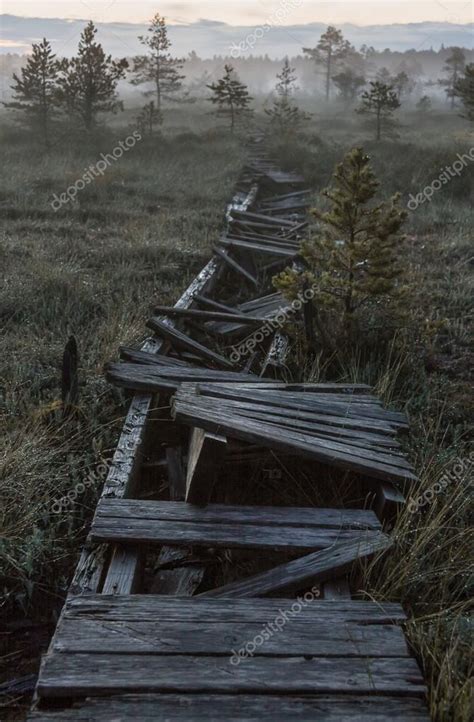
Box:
2;1;473;25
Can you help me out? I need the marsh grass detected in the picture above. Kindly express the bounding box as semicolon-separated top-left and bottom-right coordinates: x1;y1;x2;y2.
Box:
0;119;243;621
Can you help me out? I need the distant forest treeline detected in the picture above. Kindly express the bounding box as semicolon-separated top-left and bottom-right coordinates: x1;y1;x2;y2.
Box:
2;44;474;103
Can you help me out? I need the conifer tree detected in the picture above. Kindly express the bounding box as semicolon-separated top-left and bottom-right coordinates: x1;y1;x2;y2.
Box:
265;59;310;135
274;148;407;343
58;22;128;130
132;13;184;112
416;95;432;115
454;63;474;121
356;81;401;141
438;47;466;109
136;101;163;135
4;38;61;148
207;65;253;132
304;26;352;101
392;71;415;100
332;69;366;106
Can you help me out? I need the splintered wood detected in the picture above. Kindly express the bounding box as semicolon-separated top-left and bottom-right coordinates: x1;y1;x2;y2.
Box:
172;382;416;485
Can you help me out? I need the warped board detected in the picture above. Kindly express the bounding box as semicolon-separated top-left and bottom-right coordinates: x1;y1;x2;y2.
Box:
89;499;384;551
173;384;417;485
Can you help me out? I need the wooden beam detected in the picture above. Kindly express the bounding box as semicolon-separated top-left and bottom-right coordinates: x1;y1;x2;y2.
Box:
147;318;235;370
186;428;227;505
375;482;406;526
201;532;391;597
153;306;265;325
212;246;259;287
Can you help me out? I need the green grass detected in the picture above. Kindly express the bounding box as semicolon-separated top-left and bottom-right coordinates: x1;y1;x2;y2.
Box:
0;118;243;619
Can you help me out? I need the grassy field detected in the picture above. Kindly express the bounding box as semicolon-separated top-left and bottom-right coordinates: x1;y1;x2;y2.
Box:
0;104;472;720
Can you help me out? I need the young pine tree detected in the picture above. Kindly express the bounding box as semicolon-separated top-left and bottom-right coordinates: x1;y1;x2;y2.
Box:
4;38;61;148
356;81;401;141
265;59;310;135
135;101;163;136
303;26;352;101
207;65;253;133
274;148;407;345
416;95;432;115
454;63;474;121
392;71;415;100
332;69;366;106
58;22;128;130
132;14;184;112
438;47;466;109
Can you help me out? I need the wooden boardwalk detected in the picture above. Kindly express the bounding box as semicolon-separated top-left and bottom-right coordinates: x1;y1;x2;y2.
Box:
29;138;430;721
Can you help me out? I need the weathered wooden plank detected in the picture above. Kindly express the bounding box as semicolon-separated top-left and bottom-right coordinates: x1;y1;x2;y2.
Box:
219;238;297;258
186;428;227;504
119;347;195;367
323;578;352;600
173;399;417;484
187;390;394;434
375;482;406;525
195;385;408;426
153;306;265;325
105;362;259;394
231;209;297;227
201;532;391;597
179;397;401;450
146;318;235;370
212;246;259;287
101;547;142;595
90;505;382;552
52;618;409;657
193;293;242;315
28;693;431;721
180;399;410;469
150;546;205;596
62;596;407;624
92;499;381;530
38;653;425;697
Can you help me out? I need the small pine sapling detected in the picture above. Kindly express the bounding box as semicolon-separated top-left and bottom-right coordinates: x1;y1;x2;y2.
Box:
274;148;408;346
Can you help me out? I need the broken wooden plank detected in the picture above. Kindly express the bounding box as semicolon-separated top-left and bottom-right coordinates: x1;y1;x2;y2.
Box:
375;482;406;526
201;532;391;597
145;318;234;369
105;362;259;394
173;396;417;484
219;238;297;258
186;428;227;505
212;246;259;288
153;306;265;325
